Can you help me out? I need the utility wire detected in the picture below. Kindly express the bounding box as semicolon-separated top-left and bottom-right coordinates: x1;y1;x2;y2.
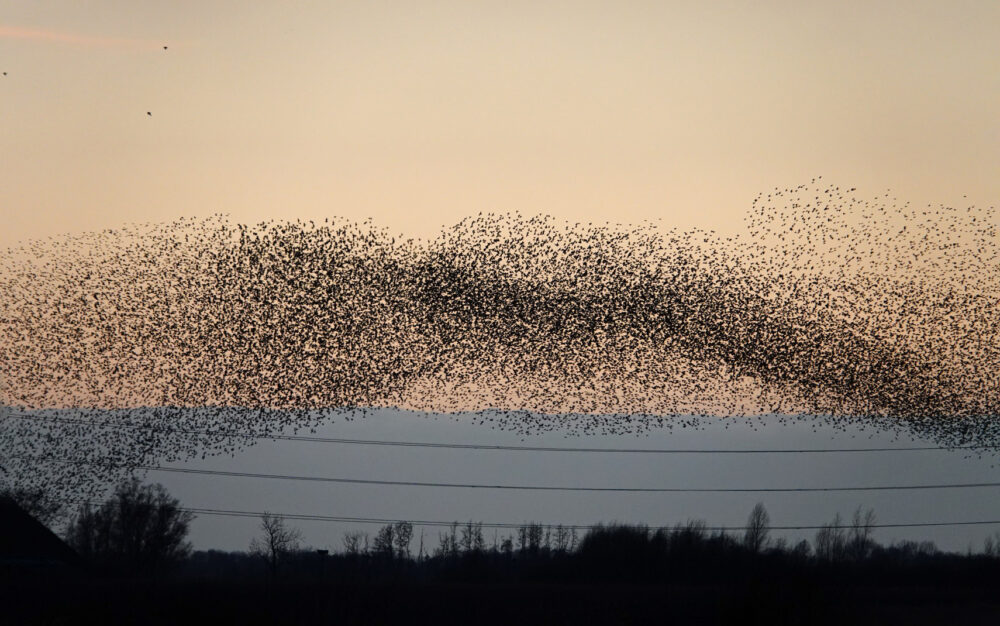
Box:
64;498;1000;531
129;464;1000;493
27;454;1000;492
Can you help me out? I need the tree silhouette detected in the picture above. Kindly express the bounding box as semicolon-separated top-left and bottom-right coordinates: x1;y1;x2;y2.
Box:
500;535;514;556
743;502;770;554
342;530;367;556
814;513;847;561
393;521;413;558
553;524;571;552
791;538;812;558
460;521;485;553
437;522;460;557
64;477;193;575
983;532;1000;557
373;523;395;559
249;512;302;577
526;523;544;554
847;506;877;560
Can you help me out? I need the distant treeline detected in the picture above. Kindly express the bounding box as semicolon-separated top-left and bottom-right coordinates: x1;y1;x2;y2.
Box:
178;515;1000;588
11;482;1000;625
17;479;1000;587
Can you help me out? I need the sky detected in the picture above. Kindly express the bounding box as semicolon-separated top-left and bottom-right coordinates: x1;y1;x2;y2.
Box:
77;408;1000;554
3;2;1000;552
2;1;999;247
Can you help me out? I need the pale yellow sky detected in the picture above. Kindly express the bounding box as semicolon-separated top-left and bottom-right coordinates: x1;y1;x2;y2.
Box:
2;1;998;248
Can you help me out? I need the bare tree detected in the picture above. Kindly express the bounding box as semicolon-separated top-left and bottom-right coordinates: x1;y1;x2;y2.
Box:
437;522;460;557
459;521;473;553
673;519;708;550
526;523;544;554
984;532;1000;557
553;525;571;552
847;506;877;560
249;512;302;576
815;513;847;561
342;530;366;556
474;523;486;551
743;502;770;553
373;523;395;558
460;521;485;553
393;521;413;559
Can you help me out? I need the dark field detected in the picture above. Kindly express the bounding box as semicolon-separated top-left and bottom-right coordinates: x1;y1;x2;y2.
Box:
4;578;1000;625
8;540;1000;626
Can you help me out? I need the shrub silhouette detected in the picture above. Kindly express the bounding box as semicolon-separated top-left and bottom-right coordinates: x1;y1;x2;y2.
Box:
577;524;657;580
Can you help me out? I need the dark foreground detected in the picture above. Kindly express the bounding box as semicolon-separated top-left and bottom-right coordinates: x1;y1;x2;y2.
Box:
10;513;1000;624
4;578;1000;625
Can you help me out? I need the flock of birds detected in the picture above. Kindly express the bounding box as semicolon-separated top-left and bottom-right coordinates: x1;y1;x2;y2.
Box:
1;179;998;504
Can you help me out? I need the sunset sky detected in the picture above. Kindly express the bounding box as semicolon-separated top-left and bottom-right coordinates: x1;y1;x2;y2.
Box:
3;0;998;247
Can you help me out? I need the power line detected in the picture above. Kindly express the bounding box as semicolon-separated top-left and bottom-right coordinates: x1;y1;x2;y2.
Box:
20;452;1000;494
181;511;1000;531
2;412;992;454
64;499;1000;531
130;464;1000;493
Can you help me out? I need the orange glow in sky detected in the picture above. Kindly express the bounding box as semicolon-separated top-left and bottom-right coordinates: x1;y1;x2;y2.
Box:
1;1;998;247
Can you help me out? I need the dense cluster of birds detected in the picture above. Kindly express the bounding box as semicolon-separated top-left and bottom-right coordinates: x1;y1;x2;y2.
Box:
1;180;998;502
